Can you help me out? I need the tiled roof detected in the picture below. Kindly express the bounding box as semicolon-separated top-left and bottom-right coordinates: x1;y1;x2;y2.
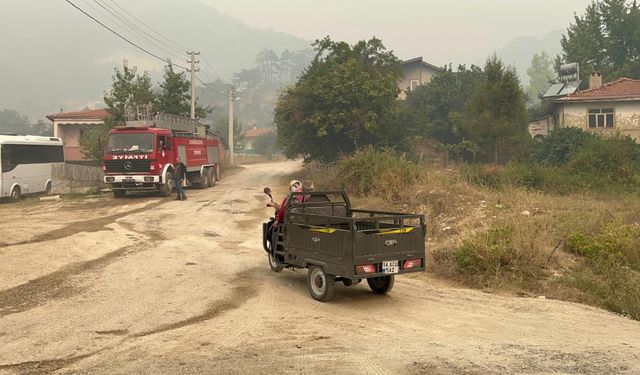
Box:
243;127;272;138
46;108;109;121
558;78;640;101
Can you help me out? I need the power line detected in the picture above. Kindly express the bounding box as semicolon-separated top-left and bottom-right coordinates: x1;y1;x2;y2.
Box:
65;0;188;71
92;0;185;61
80;0;183;62
107;0;193;52
195;76;227;97
200;55;223;80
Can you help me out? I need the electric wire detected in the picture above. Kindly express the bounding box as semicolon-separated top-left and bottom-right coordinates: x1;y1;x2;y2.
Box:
88;0;185;61
64;0;189;71
107;0;193;52
195;76;228;98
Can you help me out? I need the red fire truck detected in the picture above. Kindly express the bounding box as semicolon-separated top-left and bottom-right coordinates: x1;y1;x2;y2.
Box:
102;107;224;198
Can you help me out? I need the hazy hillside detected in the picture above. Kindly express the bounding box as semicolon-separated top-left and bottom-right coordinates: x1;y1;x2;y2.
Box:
0;0;309;120
493;29;563;86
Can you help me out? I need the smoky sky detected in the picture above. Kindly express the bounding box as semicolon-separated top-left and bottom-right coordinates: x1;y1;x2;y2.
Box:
203;0;591;64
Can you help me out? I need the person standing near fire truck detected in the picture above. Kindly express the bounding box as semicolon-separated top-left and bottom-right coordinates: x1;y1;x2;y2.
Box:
174;156;187;201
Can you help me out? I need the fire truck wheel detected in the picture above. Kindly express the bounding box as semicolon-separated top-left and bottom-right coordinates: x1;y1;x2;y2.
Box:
159;172;173;197
200;173;208;189
207;168;215;187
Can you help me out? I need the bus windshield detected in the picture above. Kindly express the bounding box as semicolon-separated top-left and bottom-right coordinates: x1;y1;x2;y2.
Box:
106;133;154;154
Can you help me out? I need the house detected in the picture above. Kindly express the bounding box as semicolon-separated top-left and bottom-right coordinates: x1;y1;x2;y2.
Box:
46;108;109;161
530;73;640;142
242;126;272;152
398;57;442;99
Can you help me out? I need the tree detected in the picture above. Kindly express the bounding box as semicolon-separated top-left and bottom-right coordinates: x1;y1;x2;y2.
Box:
559;0;640;81
80;62;154;160
275;37;402;162
212;116;245;152
156;64;190;116
526;52;556;107
405;64;484;145
156;63;211;118
456;56;529;164
252;131;280;158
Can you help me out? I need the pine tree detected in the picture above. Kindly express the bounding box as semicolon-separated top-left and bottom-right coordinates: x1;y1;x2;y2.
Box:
526;52;556;107
457;56;529;163
156;64;190;116
559;0;640;81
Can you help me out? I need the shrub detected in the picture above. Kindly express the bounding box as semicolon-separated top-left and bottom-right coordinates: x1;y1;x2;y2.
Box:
533;127;594;166
564;222;640;319
567;136;640;190
297;147;423;202
448;223;548;289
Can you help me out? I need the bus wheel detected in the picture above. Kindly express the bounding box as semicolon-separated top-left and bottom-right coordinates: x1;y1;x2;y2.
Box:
10;186;21;201
45;182;52;196
113;190;126;198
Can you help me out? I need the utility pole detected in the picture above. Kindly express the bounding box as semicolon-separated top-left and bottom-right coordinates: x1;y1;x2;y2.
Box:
228;85;235;165
187;51;200;119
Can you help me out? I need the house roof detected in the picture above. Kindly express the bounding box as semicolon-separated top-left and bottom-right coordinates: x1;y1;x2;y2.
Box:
402;57;443;72
46;108;109;121
243;127;271;138
557;78;640;102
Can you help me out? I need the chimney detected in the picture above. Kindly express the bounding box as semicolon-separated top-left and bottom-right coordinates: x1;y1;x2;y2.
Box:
589;71;603;89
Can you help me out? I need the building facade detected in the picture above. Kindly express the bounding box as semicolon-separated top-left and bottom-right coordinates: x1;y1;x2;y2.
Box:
529;76;640;142
398;57;442;99
46;109;108;161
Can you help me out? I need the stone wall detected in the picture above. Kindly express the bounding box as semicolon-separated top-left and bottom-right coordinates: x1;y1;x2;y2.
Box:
51;163;105;194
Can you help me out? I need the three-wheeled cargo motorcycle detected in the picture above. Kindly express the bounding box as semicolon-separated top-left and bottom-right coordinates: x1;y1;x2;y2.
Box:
262;189;426;302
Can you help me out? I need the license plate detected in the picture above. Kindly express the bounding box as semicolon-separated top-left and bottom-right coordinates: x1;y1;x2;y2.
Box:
123;178;134;183
382;260;399;274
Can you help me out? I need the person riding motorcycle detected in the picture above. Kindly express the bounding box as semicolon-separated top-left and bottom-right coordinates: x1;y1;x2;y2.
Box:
265;180;301;251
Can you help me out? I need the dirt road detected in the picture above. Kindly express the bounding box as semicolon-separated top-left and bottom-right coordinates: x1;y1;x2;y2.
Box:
0;161;639;374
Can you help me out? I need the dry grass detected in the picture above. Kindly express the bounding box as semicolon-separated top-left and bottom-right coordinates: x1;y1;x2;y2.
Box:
296;151;640;319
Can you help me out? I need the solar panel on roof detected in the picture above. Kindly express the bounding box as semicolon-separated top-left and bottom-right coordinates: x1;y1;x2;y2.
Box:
542;83;565;98
558;80;582;96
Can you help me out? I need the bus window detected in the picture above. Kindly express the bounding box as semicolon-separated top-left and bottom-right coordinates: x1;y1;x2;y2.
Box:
1;145;14;172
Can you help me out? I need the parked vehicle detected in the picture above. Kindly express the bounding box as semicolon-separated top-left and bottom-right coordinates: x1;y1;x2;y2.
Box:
102;106;223;198
0;135;64;201
262;189;426;301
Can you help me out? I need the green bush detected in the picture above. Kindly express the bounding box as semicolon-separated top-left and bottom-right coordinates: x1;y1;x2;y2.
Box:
564;223;640;319
462;131;640;194
451;224;546;288
533;127;595;166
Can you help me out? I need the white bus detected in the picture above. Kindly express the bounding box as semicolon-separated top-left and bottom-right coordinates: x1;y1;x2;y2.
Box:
0;135;64;200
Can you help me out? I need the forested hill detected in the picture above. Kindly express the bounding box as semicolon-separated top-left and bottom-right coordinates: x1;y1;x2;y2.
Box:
0;0;309;120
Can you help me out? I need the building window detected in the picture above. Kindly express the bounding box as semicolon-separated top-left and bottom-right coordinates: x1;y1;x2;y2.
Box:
588;108;614;128
410;80;419;91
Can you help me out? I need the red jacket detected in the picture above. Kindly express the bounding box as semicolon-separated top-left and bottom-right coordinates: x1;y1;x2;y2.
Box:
276;197;288;222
